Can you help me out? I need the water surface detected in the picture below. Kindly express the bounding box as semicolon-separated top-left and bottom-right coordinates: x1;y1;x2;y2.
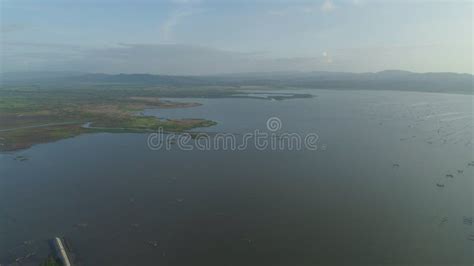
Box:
1;89;473;265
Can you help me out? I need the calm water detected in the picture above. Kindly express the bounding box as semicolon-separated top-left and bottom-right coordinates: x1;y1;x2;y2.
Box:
1;89;473;265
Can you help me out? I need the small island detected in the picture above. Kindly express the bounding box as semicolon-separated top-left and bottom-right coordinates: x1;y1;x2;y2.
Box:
0;92;216;151
0;84;316;151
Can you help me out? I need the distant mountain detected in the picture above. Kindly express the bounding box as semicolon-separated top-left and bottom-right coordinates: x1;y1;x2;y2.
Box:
209;70;473;93
1;70;472;94
213;70;472;82
71;73;209;86
0;71;85;82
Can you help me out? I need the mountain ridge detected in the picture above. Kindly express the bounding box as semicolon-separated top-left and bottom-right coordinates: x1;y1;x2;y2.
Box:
1;70;472;94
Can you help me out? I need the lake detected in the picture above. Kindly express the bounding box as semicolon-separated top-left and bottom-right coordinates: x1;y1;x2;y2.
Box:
1;89;473;265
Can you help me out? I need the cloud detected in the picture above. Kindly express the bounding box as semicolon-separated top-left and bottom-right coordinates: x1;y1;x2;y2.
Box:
170;0;200;4
160;9;196;42
321;0;336;12
1;24;28;33
268;1;337;16
2;41;85;50
352;0;367;5
267;10;287;16
160;0;202;42
5;42;469;74
1;42;337;74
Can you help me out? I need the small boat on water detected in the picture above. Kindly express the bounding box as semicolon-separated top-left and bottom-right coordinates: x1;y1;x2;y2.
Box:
51;237;73;266
436;183;445;188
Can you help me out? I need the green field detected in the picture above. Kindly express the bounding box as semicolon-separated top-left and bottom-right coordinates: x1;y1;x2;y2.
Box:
0;86;224;151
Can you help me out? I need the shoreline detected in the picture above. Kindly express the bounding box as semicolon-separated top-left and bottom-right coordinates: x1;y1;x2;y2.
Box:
0;97;216;152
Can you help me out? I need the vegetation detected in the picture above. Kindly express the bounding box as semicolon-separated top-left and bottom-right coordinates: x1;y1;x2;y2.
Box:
0;86;219;151
0;81;314;151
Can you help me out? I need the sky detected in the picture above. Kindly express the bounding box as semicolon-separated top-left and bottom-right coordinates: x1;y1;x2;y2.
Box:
0;0;473;75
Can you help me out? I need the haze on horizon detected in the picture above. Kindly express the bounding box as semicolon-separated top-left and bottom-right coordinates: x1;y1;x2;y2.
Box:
1;0;473;75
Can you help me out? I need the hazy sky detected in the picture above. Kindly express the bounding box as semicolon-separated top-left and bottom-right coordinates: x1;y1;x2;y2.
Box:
1;0;472;74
